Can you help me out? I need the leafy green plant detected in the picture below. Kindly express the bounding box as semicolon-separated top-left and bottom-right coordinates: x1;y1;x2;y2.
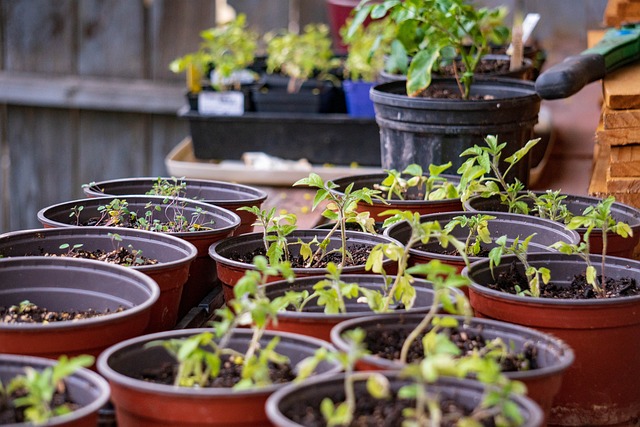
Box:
294;172;381;267
264;24;341;93
457;135;541;211
376;163;460;201
349;0;510;98
146;176;188;198
340;16;397;82
169;14;258;92
238;206;298;265
552;196;633;297
444;213;495;257
530;189;572;223
0;355;94;424
148;256;303;389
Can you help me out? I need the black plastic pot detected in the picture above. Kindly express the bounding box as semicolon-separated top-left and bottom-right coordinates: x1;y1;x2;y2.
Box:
266;371;544;427
371;77;541;186
0;353;111;427
36;195;241;318
330;313;573;424
97;328;341;426
0;226;197;333
384;211;581;274
464;192;640;258
0;256;159;361
251;77;340;114
82;176;268;235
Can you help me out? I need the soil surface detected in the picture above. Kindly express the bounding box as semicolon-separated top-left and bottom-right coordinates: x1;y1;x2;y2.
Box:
363;319;537;371
41;246;158;267
284;390;498;427
0;385;75;424
140;354;296;388
228;244;372;269
490;260;640;299
0;303;125;323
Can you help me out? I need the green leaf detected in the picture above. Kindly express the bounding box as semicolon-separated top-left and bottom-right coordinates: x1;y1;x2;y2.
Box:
406;47;439;97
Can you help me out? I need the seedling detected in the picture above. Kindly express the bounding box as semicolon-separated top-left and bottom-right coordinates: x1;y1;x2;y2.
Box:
239;206;298;265
444;213;495;257
9;300;37;315
376;163;460;201
146;176;188;198
552;196;632;297
294;172;380;267
59;243;84;255
457;135;541;211
148;257;302;390
340;16;397;82
530;189;573;223
489;234;551;297
0;355;94;424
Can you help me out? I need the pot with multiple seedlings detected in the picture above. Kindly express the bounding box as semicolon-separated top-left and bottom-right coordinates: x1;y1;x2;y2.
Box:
209;173;402;303
82;176;268;235
36;194;240;319
0;226;197;333
97;259;341;427
0;354;110;426
464;195;640;425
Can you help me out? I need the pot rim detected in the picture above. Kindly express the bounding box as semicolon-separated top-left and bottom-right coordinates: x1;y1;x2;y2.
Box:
0;256;160;331
96;327;340;397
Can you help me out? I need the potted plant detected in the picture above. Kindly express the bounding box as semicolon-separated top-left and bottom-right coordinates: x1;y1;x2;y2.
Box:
331;163;463;223
96;259;341;426
340;16;396;117
0;354;110;426
0;226;198;333
254;23;342;113
463;199;640;425
0;256;159;362
82;176;268;235
36;194;241;318
169;13;258;114
350;0;541;183
209;173;402;302
459;136;640;258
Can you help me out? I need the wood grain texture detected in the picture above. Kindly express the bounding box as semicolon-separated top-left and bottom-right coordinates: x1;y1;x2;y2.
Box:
603;106;640;129
596;121;640;145
603;62;640;110
589;142;640;207
610;145;640;176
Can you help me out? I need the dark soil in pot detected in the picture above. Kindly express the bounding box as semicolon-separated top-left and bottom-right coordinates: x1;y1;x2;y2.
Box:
226;243;372;268
0;302;125;323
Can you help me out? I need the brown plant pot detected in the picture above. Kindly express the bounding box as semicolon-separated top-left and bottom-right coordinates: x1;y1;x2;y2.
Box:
330;173;463;223
82;177;267;235
464;253;640;425
0;257;159;364
464;192;640;259
209;229;401;304
266;371;544;427
0;226;197;333
0;353;111;427
96;328;341;427
330;313;574;425
36;195;240;319
261;274;457;341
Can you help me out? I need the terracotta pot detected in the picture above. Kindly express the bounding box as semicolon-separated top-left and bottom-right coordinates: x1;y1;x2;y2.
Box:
331;173;462;223
209;229;401;304
384;210;581;275
82;177;267;235
0;353;111;427
464;192;640;258
36;195;240;319
0;257;159;363
330;313;574;425
464;252;640;425
0;226;197;333
96;328;341;427
262;274;459;341
266;371;544;427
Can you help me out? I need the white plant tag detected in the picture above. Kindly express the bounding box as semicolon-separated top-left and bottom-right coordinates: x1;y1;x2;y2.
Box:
198;91;244;116
507;13;541;55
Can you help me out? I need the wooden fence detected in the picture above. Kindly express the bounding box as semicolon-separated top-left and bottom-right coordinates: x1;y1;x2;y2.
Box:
0;0;606;232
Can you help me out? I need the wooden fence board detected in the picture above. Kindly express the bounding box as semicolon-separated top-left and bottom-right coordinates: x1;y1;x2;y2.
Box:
150;115;189;175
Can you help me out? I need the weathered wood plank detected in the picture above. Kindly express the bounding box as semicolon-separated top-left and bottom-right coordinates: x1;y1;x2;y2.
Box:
150;116;190;175
609;144;640;176
2;0;75;73
596;121;640;145
603;61;640;110
0;72;184;113
603;106;640;129
78;0;144;78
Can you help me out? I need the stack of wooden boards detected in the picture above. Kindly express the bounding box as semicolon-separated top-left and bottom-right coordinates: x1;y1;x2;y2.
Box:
589;61;640;205
604;0;640;27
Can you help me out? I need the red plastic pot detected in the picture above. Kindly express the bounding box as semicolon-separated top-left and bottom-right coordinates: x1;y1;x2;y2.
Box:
0;226;197;332
465;253;640;425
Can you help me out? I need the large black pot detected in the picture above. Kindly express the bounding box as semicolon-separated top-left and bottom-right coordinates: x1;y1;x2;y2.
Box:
371;77;541;186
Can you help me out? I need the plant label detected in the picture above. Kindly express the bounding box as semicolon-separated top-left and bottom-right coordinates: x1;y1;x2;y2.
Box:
199;91;244;116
